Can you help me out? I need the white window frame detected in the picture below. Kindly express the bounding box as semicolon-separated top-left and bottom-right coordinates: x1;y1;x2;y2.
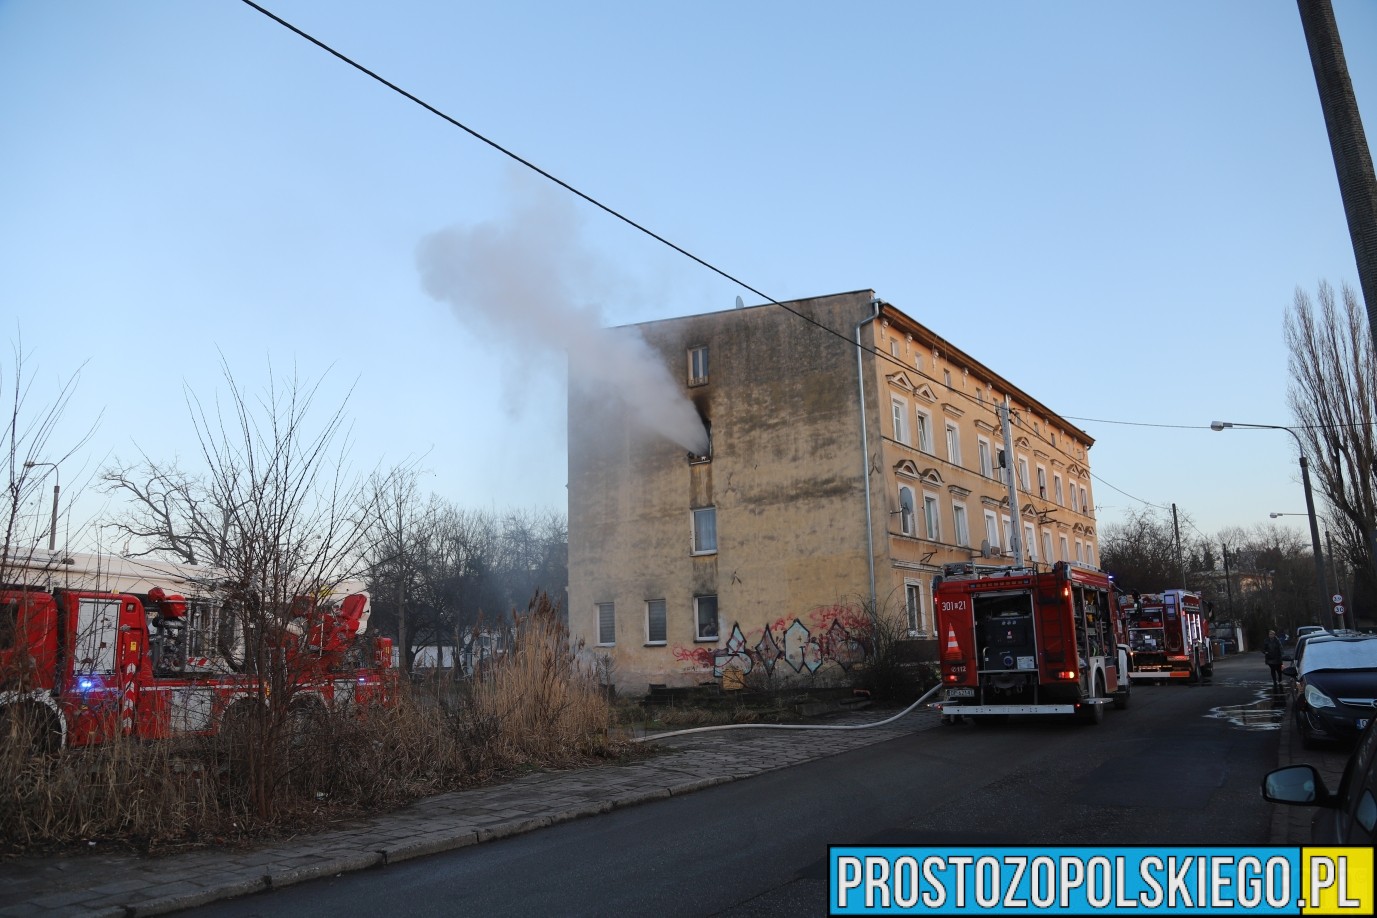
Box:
905;580;928;636
1001;514;1013;555
891;396;910;445
984;510;1000;551
1017;456;1030;491
978;438;992;478
953;503;970;547
687;345;709;386
692;506;717;554
1037;465;1047;499
1085;544;1095;567
1059;534;1070;562
1054;474;1064;506
1080;485;1089;514
1042;531;1054;563
646;599;667;645
694;595;719;642
1025;523;1038;561
889;337;900;357
597;602;615;646
945;423;962;467
923;493;940;540
915;409;933;453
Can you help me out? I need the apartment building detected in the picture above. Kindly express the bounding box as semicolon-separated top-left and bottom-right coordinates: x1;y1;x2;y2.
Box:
567;290;1097;693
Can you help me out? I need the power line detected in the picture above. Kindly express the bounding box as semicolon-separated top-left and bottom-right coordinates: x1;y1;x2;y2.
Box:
237;1;1118;503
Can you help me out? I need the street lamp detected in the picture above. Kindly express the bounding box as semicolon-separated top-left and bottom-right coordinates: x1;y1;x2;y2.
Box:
22;460;60;552
1211;421;1330;627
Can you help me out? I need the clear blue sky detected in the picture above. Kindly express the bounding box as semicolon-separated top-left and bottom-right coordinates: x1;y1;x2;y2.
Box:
2;0;1373;554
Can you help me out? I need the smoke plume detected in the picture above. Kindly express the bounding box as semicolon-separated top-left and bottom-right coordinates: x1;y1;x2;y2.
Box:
415;177;709;455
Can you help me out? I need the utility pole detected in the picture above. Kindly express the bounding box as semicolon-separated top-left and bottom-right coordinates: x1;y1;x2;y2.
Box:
1297;0;1377;331
1172;503;1188;590
999;398;1025;568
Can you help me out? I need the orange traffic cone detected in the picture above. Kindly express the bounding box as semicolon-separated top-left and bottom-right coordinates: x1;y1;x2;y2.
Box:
941;624;963;661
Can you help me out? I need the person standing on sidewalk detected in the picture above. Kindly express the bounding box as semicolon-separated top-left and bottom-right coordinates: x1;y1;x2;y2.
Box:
1262;630;1283;689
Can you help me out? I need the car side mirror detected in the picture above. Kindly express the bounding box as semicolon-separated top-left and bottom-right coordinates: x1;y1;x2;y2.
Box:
1262;765;1334;808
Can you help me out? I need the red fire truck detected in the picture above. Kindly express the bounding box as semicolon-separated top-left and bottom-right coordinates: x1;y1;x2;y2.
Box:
934;561;1130;724
1;552;396;751
1123;589;1213;683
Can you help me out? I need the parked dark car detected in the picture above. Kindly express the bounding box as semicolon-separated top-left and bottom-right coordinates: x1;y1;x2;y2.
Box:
1263;714;1377;844
1283;633;1377;748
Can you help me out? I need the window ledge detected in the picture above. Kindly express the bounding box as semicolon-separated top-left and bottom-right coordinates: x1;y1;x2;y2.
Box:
644;641;667;647
694;637;719;643
690;549;718;557
596;642;615;648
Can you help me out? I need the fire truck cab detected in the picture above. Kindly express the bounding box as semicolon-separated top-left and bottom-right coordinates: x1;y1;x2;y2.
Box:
934;561;1130;724
1123;589;1213;683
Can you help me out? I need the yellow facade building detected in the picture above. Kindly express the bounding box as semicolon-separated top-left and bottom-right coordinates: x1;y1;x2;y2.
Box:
567;290;1098;694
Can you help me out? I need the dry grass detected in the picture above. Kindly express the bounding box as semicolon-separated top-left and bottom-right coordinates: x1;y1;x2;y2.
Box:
0;593;632;854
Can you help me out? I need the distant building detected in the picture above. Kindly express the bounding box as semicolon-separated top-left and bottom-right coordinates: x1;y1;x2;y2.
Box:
567;290;1098;694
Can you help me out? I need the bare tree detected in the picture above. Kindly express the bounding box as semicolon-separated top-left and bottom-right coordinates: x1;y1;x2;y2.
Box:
1286;281;1377;624
0;343;92;576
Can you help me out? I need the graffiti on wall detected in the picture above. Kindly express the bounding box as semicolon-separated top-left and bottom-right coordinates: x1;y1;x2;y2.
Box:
671;605;872;680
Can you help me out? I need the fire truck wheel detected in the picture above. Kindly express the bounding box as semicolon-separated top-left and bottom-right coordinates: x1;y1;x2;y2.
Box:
1113;684;1130;710
1080;677;1106;724
1;702;63;755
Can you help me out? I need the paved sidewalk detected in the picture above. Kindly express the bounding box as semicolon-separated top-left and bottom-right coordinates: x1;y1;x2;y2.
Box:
1;670;1355;918
0;709;935;917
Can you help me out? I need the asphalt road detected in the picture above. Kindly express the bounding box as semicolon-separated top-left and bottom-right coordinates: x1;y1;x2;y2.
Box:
186;660;1278;917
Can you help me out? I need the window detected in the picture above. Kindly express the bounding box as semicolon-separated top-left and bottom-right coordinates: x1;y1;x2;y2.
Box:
1080;485;1089;514
1025;523;1038;560
1059;534;1070;562
1075;541;1084;563
1085;544;1095;567
687;345;709;386
695;595;718;641
943;369;952;387
692;507;717;554
978;439;993;478
646;600;667;644
953;504;970;547
898;486;916;535
891;397;909;444
889;338;900;357
1037;466;1047;499
1017;457;1030;491
915;410;933;453
1054;474;1064;506
975;388;983;403
905;582;926;635
946;423;962;466
923;494;940;540
1001;515;1013;554
984;510;1000;551
1042;532;1053;563
597;602;616;645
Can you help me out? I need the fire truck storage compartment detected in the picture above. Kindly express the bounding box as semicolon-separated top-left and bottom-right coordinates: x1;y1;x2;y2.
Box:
974;592;1037;685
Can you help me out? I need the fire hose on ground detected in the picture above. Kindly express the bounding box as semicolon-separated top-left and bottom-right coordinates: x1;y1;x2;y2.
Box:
631;681;944;743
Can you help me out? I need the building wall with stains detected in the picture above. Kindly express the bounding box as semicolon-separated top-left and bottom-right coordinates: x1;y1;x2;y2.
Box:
568;290;1099;694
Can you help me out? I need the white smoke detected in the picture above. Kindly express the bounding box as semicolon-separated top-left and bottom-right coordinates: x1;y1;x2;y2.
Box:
415;177;709;455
